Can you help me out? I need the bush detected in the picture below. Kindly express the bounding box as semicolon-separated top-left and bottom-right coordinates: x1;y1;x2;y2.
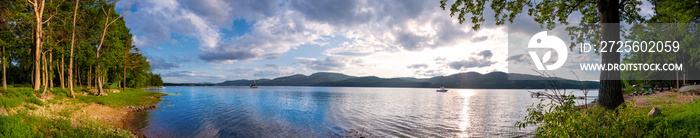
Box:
0;115;37;137
24;104;37;110
26;97;44;106
516;95;700;137
2;88;34;98
0;97;24;108
50;89;70;99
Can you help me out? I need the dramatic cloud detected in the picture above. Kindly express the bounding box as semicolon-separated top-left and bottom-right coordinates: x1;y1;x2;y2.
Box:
126;0;496;63
446;50;496;70
296;57;347;71
198;10;334;63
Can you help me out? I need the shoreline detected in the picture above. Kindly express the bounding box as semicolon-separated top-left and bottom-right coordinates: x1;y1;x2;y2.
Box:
0;87;166;137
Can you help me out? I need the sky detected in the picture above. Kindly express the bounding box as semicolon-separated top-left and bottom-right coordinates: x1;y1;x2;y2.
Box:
120;0;655;83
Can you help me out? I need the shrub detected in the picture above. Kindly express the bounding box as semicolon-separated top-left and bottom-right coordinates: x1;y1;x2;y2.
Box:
50;89;70;99
0;97;24;108
2;88;34;98
26;97;44;106
24;104;37;110
0;115;37;137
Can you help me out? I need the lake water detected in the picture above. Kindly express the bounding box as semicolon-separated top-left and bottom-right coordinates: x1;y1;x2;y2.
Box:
133;86;598;137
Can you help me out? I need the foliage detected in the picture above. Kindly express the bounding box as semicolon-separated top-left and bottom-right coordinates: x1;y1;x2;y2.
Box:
0;114;37;137
1;88;35;98
0;0;162;90
26;97;44;106
0;96;23;108
51;88;71;99
75;88;166;108
23;104;37;110
0;112;131;138
517;94;700;137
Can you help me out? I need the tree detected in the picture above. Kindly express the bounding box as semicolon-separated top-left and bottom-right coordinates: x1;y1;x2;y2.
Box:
94;0;131;96
623;0;700;88
440;0;644;109
26;0;63;91
69;0;80;98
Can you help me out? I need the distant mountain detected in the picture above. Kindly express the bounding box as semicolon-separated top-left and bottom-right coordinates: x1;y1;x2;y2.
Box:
216;71;599;89
427;72;598;89
316;76;432;87
163;83;216;86
267;72;354;86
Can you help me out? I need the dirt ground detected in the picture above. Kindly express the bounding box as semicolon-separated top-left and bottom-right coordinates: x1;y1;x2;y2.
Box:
22;93;149;137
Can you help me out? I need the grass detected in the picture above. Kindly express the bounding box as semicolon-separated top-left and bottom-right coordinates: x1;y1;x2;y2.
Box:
519;92;700;137
23;104;37;110
75;88;166;108
630;99;700;136
26;97;44;106
0;97;24;108
0;112;131;137
0;87;166;137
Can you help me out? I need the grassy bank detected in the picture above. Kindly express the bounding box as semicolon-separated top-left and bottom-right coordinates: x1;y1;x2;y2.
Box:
0;87;166;137
518;92;700;137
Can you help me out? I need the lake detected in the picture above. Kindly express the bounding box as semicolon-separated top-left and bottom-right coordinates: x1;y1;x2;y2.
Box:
133;86;598;137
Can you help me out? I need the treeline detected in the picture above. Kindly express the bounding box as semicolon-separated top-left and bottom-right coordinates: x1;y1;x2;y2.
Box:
0;0;162;97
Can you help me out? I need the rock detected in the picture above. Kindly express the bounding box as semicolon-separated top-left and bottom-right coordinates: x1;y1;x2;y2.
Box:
648;107;661;117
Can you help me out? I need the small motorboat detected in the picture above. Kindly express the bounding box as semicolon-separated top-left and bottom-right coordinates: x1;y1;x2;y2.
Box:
436;86;448;92
250;80;259;88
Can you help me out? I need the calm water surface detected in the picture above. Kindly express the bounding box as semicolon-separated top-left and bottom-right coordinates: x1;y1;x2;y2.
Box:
134;86;598;137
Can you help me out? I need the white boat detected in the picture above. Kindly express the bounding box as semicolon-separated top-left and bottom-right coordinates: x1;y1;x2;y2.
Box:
436;86;448;92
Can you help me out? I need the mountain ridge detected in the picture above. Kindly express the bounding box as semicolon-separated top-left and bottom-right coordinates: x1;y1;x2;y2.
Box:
213;72;599;89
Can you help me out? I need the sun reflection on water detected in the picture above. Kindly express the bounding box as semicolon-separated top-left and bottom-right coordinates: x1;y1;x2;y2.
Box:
454;89;476;137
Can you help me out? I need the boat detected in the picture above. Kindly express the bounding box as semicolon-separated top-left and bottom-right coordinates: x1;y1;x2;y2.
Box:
436;86;448;92
250;80;259;88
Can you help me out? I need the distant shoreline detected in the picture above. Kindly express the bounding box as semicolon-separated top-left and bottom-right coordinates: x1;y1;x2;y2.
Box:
161;85;601;90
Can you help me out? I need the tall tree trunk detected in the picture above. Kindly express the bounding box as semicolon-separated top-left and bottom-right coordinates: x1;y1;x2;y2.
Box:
2;45;6;90
60;54;64;89
123;45;127;91
30;0;47;91
88;66;91;89
42;52;48;95
77;66;80;88
49;52;53;90
69;0;79;98
596;0;624;110
96;55;104;96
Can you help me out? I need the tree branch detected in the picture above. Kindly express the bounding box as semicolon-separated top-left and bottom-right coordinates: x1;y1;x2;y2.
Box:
26;0;36;6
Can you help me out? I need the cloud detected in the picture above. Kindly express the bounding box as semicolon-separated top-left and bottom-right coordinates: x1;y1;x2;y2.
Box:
407;64;428;69
198;10;334;63
148;57;180;70
160;71;227;83
125;0;221;48
477;50;493;59
127;0;504;63
446;50;496;70
506;54;530;64
296;56;346;71
264;63;278;68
